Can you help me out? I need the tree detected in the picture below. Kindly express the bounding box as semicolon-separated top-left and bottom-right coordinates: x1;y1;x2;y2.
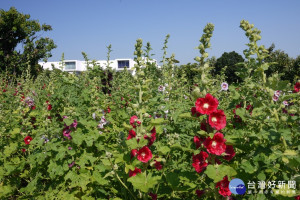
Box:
214;51;244;84
0;7;56;77
264;44;298;83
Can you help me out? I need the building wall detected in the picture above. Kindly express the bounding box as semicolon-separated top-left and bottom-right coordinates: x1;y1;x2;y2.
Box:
39;58;158;75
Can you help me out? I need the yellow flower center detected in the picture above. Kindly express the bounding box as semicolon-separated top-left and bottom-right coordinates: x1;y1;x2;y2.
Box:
212;117;217;122
212;141;217;148
203;103;209;109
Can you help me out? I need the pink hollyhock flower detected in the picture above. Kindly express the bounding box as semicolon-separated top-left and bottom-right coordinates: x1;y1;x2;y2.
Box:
149;192;157;200
24;136;33;145
194;136;205;149
221;82;228;91
223;145;235;161
216;176;231;197
272;95;279;101
196;189;205;198
130;115;138;128
294;82;300;93
192;151;209;173
204;132;226;155
129;167;141;177
63;127;72;139
195;93;219;115
283;101;289;106
154;160;162;171
68;161;75;168
208;109;226;130
71;120;78;129
274;90;281;97
137;146;153;163
191;106;201;117
127;129;136;140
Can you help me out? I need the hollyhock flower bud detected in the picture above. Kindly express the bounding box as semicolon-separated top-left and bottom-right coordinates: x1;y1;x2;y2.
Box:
294;82;300;93
137;146;153;163
130;115;138;128
191;107;201;117
47;104;52;111
204;132;226;155
221;82;228;91
194;136;205;149
223;145;235;161
130;149;138;159
208;109;226;130
196;189;205;198
195;93;219;115
21;148;26;153
127;130;136;140
24;136;33;145
192;151;209;173
216;176;231;197
154;160;163;171
149;192;157;200
92;113;96;119
129;167;141;177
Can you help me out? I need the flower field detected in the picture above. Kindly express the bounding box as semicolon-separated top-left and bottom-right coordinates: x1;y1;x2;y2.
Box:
0;20;299;200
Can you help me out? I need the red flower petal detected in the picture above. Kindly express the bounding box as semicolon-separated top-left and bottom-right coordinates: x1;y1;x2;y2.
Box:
137;146;152;163
195;93;219;115
208;109;226;130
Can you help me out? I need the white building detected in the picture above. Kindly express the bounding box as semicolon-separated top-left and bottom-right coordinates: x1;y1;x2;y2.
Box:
39;58;159;75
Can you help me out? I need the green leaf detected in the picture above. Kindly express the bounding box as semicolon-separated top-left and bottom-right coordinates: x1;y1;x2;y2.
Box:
241;160;256;174
283;150;298;156
64;118;74;126
235;108;246;120
150;118;166;125
126;139;138;149
127;172;160;193
157;146;171;155
204;165;237;183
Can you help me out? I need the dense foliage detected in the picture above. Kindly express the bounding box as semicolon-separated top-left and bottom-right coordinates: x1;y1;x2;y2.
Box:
0;20;299;200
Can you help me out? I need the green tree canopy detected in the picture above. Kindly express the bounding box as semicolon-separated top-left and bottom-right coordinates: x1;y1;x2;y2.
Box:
214;51;244;84
0;7;56;77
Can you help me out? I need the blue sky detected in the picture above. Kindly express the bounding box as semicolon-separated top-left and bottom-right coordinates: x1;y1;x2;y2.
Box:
1;0;300;64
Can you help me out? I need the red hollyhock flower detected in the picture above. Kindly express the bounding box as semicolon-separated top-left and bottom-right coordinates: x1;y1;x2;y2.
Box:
154;160;162;171
208;109;226;130
224;145;235;161
295;195;300;200
137;146;153;163
194;136;205;149
196;189;205;198
47;104;52;110
107;106;111;113
195;93;219;115
127;129;136;140
130;115;138;128
130;149;138;159
144;127;156;146
192;151;209;173
24;136;33;145
294;82;300;93
31;106;36;110
149;192;157;200
216;176;231;197
129;167;141;177
191;106;201;117
204;132;226;155
21;148;26;153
